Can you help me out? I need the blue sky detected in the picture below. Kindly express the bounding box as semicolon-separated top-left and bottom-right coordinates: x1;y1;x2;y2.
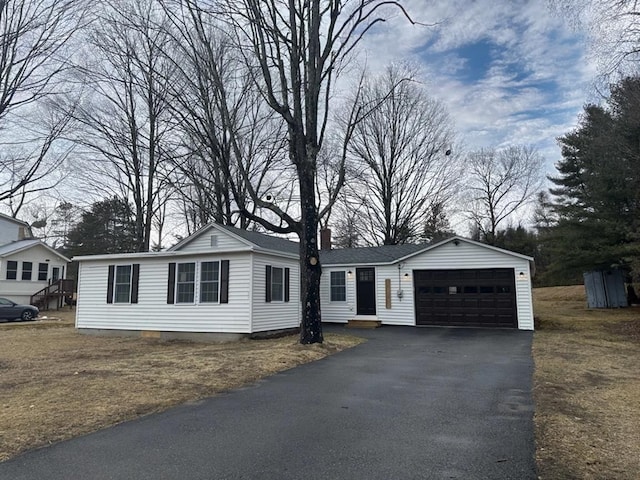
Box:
358;0;597;178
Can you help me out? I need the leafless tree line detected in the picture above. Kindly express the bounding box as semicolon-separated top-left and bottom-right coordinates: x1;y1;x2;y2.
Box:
1;0;547;342
0;0;83;214
1;0;542;251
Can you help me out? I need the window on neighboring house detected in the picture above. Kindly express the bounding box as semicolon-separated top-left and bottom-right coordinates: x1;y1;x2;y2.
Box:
265;265;290;303
6;261;17;280
330;271;346;301
200;261;220;303
106;264;140;304
21;262;33;281
176;262;196;303
38;263;48;281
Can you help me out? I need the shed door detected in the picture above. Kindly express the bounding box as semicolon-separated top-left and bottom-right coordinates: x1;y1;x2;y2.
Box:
356;268;376;315
414;269;517;328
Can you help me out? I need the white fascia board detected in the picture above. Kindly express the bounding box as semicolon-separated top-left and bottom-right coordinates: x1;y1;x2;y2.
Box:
168;223;257;251
73;245;299;262
321;237;535;270
431;236;534;262
1;241;71;263
73;246;254;262
252;247;299;260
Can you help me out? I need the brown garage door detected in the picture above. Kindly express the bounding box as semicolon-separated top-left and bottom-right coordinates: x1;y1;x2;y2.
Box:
414;269;517;328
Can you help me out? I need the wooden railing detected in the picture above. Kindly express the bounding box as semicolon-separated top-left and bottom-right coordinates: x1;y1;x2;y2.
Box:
31;279;75;311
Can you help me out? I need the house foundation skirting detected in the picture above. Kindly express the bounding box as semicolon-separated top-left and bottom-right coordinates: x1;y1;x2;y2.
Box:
77;327;301;343
77;328;249;343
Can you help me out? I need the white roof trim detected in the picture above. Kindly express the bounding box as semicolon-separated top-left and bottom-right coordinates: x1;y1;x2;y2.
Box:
168;223;256;251
322;236;535;268
73;246;253;261
409;236;533;262
73;245;298;262
0;240;71;263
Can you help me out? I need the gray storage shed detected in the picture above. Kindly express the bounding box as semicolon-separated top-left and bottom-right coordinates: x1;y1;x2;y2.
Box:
583;269;627;308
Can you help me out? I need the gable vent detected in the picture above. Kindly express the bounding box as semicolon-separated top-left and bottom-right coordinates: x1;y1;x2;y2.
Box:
210;235;218;247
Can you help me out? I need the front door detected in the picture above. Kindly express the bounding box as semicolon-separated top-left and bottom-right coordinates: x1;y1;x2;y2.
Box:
356;268;376;315
52;267;60;282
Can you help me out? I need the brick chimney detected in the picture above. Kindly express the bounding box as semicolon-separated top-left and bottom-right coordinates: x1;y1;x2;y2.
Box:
320;228;332;250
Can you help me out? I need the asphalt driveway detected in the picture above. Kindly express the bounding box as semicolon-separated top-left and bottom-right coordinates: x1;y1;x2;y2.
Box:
0;325;536;480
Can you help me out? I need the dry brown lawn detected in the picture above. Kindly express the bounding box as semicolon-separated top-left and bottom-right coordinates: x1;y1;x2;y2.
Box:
533;285;640;480
0;309;364;462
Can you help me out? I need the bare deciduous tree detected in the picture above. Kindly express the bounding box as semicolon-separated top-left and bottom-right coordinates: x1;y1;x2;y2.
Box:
68;0;175;252
550;0;640;75
218;0;422;343
343;64;458;246
0;0;82;211
465;145;544;244
160;0;292;232
1;108;75;215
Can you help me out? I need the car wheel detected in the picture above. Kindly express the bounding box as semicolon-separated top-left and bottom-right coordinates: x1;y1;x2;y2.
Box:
21;310;35;321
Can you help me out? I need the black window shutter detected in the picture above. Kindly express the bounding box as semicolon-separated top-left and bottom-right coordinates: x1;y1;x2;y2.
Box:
265;265;272;303
106;265;115;304
220;260;229;304
167;263;176;304
131;264;140;304
284;267;290;302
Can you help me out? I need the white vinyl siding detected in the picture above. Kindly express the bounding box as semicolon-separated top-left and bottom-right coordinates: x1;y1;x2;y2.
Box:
0;216;23;245
320;268;356;323
77;253;253;334
0;243;67;304
251;253;300;332
174;226;248;252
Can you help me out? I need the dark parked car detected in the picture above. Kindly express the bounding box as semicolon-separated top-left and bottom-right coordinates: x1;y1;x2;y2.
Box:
0;297;39;321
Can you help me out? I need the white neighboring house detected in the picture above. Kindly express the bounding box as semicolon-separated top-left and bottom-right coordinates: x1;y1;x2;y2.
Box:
0;212;71;307
74;223;534;341
320;236;535;330
74;223;301;341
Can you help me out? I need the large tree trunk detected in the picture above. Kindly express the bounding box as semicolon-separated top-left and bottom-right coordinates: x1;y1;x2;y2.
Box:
298;162;323;344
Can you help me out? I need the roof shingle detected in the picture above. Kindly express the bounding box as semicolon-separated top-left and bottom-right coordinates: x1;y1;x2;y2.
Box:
319;243;429;265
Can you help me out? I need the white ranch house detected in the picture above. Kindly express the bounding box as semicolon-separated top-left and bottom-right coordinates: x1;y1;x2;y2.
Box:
74;223;534;341
0;213;71;308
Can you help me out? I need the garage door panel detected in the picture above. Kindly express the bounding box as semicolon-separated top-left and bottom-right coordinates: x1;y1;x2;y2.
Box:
496;299;514;309
462;298;479;308
414;268;517;328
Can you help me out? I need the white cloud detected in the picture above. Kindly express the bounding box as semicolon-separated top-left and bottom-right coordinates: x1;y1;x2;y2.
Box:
350;0;598;174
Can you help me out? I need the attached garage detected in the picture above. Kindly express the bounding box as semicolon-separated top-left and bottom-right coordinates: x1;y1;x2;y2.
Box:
414;268;517;328
320;236;535;331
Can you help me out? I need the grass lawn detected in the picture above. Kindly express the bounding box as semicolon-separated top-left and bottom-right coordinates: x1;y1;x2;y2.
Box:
0;309;364;462
533;286;640;479
4;290;639;474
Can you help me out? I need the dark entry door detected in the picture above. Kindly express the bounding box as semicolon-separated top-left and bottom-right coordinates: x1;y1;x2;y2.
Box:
356;268;376;315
